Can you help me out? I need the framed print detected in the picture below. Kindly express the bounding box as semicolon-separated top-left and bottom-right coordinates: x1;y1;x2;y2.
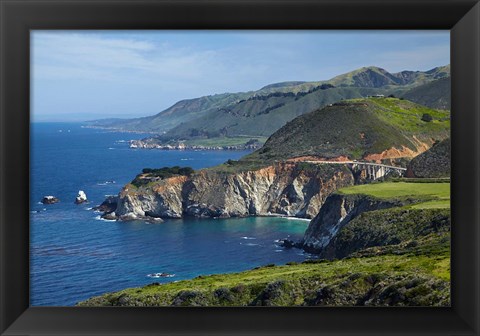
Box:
1;0;479;335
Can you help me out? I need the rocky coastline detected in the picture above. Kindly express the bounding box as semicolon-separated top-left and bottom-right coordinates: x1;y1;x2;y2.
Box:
96;161;355;222
129;139;262;151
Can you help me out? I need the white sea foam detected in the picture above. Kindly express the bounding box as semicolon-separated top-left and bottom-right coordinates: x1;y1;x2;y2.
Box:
147;273;175;278
285;217;311;222
95;215;112;222
241;236;256;240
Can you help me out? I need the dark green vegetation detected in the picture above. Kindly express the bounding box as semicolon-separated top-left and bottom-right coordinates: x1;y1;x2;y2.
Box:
319;182;450;259
87;65;450;140
401;77;451;110
131;166;194;187
407;138;451;178
324;207;450;259
245;98;450;163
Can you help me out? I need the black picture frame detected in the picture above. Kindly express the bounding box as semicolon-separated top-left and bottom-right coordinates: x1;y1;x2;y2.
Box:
1;0;479;335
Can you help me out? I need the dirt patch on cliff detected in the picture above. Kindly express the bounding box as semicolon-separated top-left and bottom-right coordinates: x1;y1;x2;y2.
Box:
362;136;435;163
152;175;189;193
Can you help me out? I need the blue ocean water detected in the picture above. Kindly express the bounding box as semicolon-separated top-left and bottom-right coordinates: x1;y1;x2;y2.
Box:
30;123;312;306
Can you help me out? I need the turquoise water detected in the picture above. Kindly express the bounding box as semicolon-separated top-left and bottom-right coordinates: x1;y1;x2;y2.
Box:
30;123;311;306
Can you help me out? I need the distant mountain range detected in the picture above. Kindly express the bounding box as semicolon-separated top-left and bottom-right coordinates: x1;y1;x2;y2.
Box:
87;65;450;141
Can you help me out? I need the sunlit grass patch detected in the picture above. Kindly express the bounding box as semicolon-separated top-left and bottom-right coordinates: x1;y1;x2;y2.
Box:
337;182;450;202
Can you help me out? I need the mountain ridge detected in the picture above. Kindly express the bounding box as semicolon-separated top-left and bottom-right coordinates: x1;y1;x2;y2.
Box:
87;65;450;137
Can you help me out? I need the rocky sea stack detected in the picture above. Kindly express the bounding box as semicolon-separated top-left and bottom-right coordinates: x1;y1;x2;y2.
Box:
74;190;88;204
41;196;59;204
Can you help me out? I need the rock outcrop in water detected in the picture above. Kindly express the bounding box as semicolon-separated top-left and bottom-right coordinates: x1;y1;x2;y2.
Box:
75;190;88;204
101;162;355;221
41;195;59;204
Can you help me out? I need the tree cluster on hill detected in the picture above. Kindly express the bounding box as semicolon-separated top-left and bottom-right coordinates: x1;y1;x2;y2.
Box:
132;166;195;187
142;166;194;177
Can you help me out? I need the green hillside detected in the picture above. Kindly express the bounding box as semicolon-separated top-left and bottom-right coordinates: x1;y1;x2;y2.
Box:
86;92;251;133
326;65;449;88
401;77;451;110
159;86;392;140
244;98;450;163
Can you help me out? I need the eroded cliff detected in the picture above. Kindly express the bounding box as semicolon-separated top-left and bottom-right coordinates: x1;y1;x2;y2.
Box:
103;162;355;221
302;193;402;253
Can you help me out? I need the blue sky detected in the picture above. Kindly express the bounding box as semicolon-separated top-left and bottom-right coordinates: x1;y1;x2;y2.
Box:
31;30;449;122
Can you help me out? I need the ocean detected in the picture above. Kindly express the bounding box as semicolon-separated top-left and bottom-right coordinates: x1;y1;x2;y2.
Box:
30;122;312;306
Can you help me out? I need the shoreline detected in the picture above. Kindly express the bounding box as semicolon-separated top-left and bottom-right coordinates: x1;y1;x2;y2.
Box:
81;125;160;135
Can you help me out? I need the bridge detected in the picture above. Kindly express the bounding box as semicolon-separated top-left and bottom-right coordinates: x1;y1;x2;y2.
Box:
303;160;407;180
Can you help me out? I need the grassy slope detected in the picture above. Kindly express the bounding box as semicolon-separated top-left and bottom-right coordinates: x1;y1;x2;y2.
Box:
161;87;391;139
87;93;251;133
337;179;450;199
245;98;450;164
337;181;450;209
401;77;451;110
80;180;450;307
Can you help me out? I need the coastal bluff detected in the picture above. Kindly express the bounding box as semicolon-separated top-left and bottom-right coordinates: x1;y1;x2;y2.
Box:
99;162;355;221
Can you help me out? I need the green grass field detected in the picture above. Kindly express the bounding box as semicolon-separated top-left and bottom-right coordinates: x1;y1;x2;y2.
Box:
337;181;450;209
368;97;450;133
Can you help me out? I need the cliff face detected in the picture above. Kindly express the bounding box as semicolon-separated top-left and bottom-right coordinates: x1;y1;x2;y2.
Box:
323;207;451;259
302;193;402;253
109;163;355;221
